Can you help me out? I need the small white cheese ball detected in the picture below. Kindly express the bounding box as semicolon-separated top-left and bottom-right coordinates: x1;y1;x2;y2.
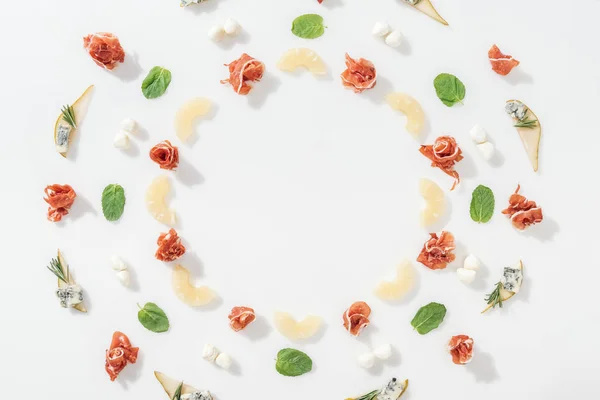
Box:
120;118;137;135
208;25;225;42
372;21;391;37
469;124;487;144
113;131;129;149
202;344;219;362
223;18;240;35
457;268;477;285
357;352;376;369
477;142;495;161
110;255;127;271
116;270;130;287
385;30;403;48
215;353;233;370
463;254;481;271
373;344;393;360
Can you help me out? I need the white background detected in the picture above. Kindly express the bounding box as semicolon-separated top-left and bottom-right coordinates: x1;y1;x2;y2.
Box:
1;0;599;398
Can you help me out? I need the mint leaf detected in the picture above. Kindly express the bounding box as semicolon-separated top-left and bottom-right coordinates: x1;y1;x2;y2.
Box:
410;302;446;335
433;73;465;107
470;185;495;223
137;302;170;333
291;14;325;39
142;66;172;99
101;184;126;221
275;348;312;376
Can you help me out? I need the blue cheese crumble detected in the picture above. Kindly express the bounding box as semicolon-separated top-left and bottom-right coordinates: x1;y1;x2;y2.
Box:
377;378;405;400
404;0;422;4
181;392;212;400
181;0;209;6
56;284;83;308
501;265;523;293
56;124;71;153
505;101;528;121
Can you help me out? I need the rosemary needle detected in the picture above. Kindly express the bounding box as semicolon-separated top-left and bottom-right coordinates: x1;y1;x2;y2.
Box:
484;281;504;309
172;381;183;400
47;257;69;284
60;104;77;129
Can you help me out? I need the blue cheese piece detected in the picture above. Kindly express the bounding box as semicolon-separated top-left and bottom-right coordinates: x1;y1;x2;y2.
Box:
181;391;212;400
501;264;523;293
505;100;527;121
55;124;71;153
181;0;209;6
56;284;83;308
377;378;406;400
404;0;421;4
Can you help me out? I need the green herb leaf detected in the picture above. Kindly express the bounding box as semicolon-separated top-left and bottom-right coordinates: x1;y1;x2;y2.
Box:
60;104;77;129
137;302;170;333
47;257;69;284
291;14;325;39
142;66;172;99
514;118;538;129
410;302;447;335
484;282;504;311
275;348;313;377
172;381;183;400
470;184;495;223
101;184;126;221
433;73;466;107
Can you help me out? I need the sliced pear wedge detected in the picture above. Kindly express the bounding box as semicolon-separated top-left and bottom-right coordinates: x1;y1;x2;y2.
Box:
277;48;327;76
419;178;445;227
385;92;425;138
172;265;216;307
345;379;409;400
175;98;212;142
154;371;199;398
57;249;87;313
375;260;416;301
481;260;523;314
274;312;322;340
403;0;448;26
146;175;177;226
506;100;541;172
54;85;94;158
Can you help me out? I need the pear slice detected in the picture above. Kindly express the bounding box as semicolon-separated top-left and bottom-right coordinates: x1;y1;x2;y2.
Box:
154;371;199;398
53;85;94;158
146;175;177;226
277;48;327;76
345;379;409;400
419;178;445;227
385;92;425;138
175;98;212;142
57;249;87;313
481;260;523;314
507;100;541;172
172;265;216;307
403;1;448;26
374;260;416;301
274;312;322;340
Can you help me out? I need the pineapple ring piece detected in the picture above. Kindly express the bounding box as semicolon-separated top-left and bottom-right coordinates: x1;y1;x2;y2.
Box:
274;311;323;340
175;97;212;142
385;92;425;138
277;48;327;76
374;260;416;301
146;175;177;226
419;178;446;227
172;265;216;307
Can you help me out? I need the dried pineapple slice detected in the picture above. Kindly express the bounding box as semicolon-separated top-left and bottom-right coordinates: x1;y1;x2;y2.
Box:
375;260;416;301
274;312;322;340
277;48;327;76
146;175;177;226
172;265;216;307
419;178;446;227
385;92;425;138
175;97;212;142
53;85;94;158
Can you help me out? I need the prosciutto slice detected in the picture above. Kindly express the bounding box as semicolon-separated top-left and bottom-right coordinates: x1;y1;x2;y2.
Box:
488;44;519;76
155;228;186;262
228;306;256;332
44;184;76;222
419;136;463;191
502;185;543;230
83;33;125;70
221;53;265;95
342;301;372;336
340;53;377;93
417;231;456;270
150;140;179;170
105;331;138;381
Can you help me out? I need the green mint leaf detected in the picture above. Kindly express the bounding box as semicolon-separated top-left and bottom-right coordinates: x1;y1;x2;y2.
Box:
275;348;312;376
142;66;172;99
101;184;126;221
137;302;170;333
433;73;466;107
291;14;325;39
410;302;446;335
470;184;495;223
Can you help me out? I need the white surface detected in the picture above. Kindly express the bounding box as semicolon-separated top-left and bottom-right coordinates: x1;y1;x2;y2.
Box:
2;0;599;398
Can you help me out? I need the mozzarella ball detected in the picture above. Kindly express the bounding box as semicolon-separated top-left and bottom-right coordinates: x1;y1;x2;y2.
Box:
357;352;376;369
223;18;240;35
113;131;129;149
385;30;403;48
469;124;487;144
457;268;477;285
202;344;220;362
208;25;225;42
463;254;481;271
373;344;393;360
120;118;137;134
110;255;127;271
477;141;495;161
215;353;233;370
116;270;130;287
372;21;391;37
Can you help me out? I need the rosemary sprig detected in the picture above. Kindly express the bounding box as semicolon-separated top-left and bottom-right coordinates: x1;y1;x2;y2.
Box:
355;390;380;400
60;104;77;129
47;257;70;284
172;381;184;400
484;281;504;309
514;117;538;129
